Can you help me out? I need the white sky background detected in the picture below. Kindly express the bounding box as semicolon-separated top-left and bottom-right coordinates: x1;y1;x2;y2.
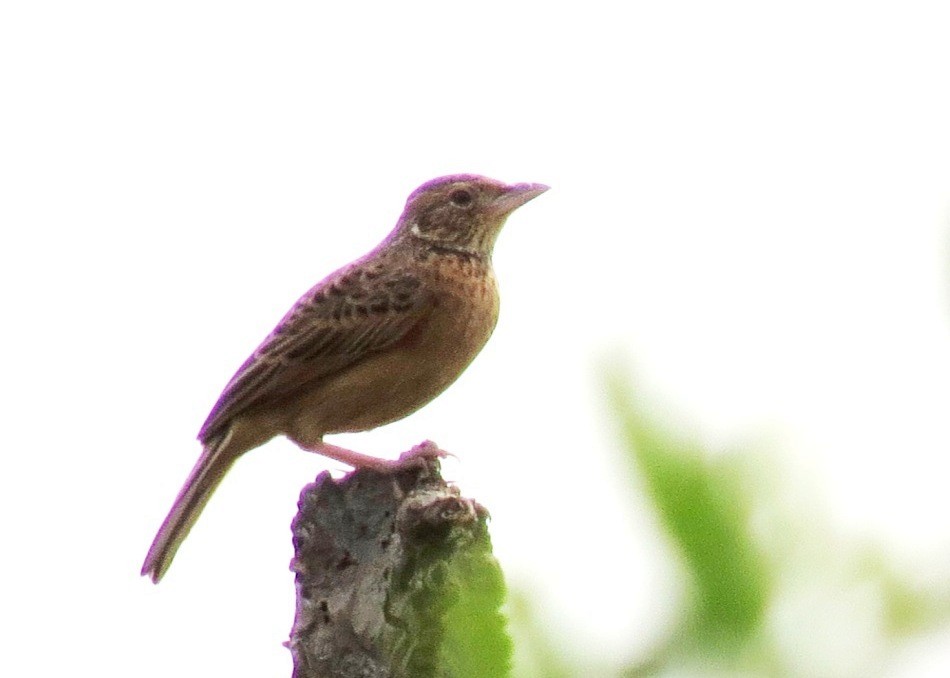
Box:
3;2;950;676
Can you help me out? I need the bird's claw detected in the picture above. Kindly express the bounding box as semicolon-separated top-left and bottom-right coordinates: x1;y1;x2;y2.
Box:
395;440;456;468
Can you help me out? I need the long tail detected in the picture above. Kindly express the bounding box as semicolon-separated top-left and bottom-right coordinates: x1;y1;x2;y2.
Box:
141;435;238;583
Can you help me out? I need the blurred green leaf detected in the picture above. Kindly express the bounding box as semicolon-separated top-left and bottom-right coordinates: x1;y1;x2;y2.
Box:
504;365;950;677
606;371;769;651
860;550;950;637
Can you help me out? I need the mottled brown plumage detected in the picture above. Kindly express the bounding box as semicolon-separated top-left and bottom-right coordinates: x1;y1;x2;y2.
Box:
142;174;547;582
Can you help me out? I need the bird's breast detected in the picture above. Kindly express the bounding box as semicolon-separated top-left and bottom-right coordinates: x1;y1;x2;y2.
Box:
289;259;500;439
412;259;500;377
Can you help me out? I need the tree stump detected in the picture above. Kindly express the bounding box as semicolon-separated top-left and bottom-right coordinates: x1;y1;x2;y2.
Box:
288;455;511;678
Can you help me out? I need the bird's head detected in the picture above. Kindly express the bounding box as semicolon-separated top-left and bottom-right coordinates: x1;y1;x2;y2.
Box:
395;174;548;257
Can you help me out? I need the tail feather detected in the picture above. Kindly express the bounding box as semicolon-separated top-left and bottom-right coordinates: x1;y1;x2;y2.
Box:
141;436;237;583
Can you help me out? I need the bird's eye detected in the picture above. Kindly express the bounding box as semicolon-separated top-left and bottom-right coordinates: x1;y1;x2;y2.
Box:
449;189;473;207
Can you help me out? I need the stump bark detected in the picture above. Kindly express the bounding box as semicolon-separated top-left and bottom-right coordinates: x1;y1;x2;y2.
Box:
288;456;511;678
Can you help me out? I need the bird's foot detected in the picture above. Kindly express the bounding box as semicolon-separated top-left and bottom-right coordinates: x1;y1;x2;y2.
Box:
394;439;454;468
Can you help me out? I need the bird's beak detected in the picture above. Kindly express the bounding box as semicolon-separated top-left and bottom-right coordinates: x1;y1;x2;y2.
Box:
491;182;550;216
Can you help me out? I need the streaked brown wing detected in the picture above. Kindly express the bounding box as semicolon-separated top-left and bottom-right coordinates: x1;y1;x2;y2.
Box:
198;260;430;443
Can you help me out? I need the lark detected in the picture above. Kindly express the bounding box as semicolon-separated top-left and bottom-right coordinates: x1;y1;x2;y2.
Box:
142;174;548;582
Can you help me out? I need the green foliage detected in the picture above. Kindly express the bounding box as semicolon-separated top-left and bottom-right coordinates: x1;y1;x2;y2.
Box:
508;367;950;677
440;519;514;678
608;374;769;650
611;381;768;652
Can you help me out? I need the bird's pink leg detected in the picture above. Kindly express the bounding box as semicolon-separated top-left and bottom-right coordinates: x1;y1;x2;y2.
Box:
304;440;448;472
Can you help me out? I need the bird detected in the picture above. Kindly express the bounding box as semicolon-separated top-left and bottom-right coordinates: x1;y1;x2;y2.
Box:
141;174;548;582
